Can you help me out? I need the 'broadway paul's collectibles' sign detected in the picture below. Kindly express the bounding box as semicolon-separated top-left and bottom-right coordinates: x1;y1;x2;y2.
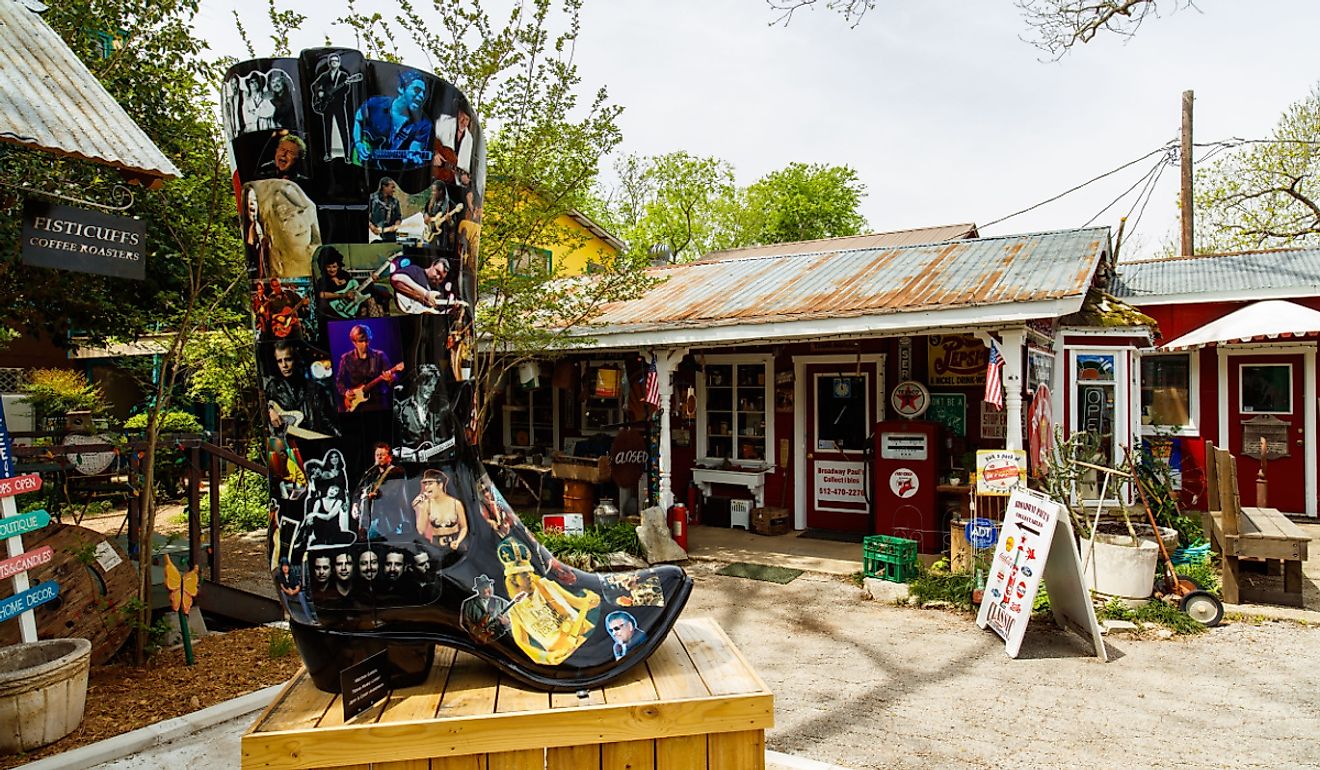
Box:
976;450;1027;496
814;460;866;504
928;335;988;386
21;200;147;280
976;488;1105;660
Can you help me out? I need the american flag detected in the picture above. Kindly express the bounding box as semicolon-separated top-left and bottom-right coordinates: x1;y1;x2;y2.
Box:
984;340;1004;410
642;357;661;408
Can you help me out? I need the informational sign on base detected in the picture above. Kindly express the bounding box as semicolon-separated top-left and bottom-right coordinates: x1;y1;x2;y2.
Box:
975;487;1106;661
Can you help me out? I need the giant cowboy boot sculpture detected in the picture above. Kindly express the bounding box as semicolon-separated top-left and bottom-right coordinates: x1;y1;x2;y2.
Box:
227;50;690;693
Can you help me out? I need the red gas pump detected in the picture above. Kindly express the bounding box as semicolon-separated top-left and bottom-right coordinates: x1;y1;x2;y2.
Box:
669;503;689;550
871;420;941;553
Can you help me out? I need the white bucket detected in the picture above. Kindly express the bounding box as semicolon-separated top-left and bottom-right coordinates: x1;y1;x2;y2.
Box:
1081;525;1178;599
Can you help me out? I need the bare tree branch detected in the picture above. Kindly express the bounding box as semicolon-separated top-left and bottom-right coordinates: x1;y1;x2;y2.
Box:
1017;0;1194;58
766;0;876;28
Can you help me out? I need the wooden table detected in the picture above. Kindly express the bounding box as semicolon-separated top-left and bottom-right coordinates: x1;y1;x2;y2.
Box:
488;460;553;515
242;617;774;769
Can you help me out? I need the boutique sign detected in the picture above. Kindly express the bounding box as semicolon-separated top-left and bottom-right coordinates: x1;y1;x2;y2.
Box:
21;199;146;280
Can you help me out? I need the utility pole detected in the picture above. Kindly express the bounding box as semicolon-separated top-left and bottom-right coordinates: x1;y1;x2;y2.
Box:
1180;89;1195;256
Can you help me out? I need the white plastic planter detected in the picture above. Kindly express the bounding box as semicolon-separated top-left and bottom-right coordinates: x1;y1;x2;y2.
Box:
1081;525;1179;599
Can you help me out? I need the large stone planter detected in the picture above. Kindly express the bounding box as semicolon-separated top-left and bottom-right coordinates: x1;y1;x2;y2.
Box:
1081;524;1179;599
0;638;92;754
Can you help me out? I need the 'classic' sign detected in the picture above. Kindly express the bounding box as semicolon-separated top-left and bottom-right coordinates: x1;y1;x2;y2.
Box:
21;199;146;280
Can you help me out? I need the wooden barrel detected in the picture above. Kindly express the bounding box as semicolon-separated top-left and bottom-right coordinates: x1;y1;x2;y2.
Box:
562;479;595;518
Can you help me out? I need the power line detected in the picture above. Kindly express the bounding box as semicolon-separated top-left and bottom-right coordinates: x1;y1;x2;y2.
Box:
1082;151;1172;228
981;140;1177;229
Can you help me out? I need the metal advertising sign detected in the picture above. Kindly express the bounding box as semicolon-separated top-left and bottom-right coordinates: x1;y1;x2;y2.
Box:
0;580;60;624
21;199;147;280
928;335;988;386
964;518;999;550
976;450;1027;496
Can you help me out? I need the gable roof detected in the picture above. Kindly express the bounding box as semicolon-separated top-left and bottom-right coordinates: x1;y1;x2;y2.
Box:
1112;246;1320;305
0;0;181;185
693;223;979;263
566;227;1110;350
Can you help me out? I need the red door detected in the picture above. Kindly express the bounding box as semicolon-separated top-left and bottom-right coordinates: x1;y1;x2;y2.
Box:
805;363;878;532
1226;353;1306;512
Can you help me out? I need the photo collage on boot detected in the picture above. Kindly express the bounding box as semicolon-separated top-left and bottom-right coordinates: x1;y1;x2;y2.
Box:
230;49;679;672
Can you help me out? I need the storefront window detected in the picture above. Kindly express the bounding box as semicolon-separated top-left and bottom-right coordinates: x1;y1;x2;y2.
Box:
700;358;771;462
815;375;867;451
1140;353;1196;433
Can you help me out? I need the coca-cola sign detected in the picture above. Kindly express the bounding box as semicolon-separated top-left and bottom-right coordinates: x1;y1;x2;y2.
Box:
610;428;647;486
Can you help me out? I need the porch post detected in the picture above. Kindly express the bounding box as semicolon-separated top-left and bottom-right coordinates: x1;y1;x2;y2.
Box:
999;328;1028;451
653;349;685;510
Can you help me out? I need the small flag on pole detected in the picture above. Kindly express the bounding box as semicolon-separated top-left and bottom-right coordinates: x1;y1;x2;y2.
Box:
643;356;660;408
984;340;1004;410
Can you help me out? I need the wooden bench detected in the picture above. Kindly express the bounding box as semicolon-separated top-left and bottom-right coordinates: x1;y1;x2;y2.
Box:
242;617;774;769
1203;442;1311;607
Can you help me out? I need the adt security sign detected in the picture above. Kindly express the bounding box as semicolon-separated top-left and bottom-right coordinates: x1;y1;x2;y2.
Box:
0;580;59;623
965;517;998;549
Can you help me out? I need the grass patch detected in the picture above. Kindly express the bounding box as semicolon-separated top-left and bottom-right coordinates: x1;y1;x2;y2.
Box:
907;570;976;611
267;627;295;659
1097;596;1206;635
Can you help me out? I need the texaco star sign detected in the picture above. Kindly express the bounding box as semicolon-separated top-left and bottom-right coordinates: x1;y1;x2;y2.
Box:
890;380;930;418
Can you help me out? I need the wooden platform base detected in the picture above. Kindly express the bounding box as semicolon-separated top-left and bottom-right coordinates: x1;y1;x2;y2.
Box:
242;617;773;769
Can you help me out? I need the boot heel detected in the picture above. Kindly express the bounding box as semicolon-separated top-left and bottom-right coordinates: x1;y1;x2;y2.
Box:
289;622;434;693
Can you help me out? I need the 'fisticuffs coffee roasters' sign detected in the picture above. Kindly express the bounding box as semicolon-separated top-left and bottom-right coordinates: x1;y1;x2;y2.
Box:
21;199;146;280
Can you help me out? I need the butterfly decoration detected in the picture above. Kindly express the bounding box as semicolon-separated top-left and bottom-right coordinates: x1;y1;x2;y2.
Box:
163;554;201;614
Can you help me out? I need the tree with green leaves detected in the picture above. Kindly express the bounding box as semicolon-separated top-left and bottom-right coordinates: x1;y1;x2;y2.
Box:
594;155;868;261
600;151;742;262
0;0;246;664
1193;84;1320;252
742;162;867;245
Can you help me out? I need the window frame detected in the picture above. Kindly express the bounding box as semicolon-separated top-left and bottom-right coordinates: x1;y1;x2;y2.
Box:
1139;351;1200;437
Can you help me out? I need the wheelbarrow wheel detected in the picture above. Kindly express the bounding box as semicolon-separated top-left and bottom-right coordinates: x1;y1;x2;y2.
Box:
1179;590;1224;627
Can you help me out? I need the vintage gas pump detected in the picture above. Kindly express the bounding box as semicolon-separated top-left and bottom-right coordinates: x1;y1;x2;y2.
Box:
871;420;941;553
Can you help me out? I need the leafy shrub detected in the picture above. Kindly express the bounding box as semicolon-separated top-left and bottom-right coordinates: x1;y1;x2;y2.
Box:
534;522;643;562
123;410;203;434
1174;559;1221;597
212;468;270;533
21;368;107;418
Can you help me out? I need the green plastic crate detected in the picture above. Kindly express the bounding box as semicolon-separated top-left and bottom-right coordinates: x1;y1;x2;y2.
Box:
863;534;919;583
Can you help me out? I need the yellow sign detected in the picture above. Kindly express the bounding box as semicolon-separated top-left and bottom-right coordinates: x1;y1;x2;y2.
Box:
928;335;988;386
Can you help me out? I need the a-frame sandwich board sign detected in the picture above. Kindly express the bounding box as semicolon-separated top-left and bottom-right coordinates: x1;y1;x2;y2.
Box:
976;487;1106;661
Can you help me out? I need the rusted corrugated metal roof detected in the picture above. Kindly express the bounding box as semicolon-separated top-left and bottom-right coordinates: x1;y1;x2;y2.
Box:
580;227;1108;338
1113;247;1320;304
0;0;181;183
693;223;979;262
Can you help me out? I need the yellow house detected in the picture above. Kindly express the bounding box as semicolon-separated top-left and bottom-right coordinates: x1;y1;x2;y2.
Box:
508;208;625;276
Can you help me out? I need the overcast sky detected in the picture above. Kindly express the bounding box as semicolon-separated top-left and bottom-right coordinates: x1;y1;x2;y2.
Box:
194;0;1320;260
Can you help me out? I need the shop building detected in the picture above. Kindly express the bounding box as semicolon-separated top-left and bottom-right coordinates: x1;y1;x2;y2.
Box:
1114;247;1320;518
490;224;1165;548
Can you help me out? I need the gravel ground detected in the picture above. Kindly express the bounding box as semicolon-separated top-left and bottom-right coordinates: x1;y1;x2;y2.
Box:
684;561;1320;770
